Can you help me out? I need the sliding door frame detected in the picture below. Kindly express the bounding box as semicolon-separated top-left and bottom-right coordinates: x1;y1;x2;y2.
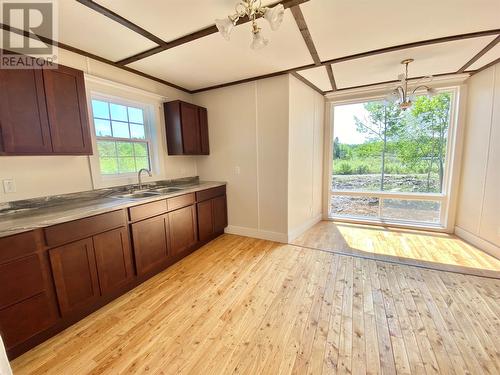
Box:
323;84;468;233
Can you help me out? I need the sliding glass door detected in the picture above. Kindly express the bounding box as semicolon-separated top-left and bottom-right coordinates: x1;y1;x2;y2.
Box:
329;89;458;228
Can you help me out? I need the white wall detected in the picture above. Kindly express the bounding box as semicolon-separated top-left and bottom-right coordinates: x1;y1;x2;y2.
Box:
194;76;290;242
0;49;197;203
288;75;325;239
456;62;500;257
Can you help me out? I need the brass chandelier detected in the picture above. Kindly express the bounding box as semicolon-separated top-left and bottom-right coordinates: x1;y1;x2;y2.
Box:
386;59;437;110
215;0;285;50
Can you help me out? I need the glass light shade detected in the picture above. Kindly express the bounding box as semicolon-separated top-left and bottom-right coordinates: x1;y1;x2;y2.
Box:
250;31;268;50
264;4;285;31
215;17;234;41
427;87;438;98
385;89;400;104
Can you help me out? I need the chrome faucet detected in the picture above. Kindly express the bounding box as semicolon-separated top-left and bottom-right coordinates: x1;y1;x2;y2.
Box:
137;168;152;190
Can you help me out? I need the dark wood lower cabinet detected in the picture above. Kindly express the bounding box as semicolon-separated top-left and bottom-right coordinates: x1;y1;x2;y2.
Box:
93;227;134;295
168;205;198;255
1;187;227;360
131;214;170;276
49;238;100;316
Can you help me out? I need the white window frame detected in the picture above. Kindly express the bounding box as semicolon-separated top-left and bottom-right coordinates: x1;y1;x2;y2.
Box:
325;85;464;232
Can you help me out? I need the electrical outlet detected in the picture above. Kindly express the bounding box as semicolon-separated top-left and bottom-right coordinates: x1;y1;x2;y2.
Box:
3;179;16;193
234;166;241;175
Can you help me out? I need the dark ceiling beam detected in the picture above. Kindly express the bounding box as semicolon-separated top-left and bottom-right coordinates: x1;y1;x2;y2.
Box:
290;72;324;94
468;56;500;75
295;29;500;71
116;0;311;66
0;23;190;93
289;5;320;65
325;64;337;91
457;35;500;73
76;0;166;46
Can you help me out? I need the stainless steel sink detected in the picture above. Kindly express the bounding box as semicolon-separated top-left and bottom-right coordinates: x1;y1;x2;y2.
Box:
150;187;184;194
112;191;161;199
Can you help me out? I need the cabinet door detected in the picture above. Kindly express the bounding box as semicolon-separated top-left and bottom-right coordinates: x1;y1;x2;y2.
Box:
43;65;92;154
169;205;198;255
131;215;170;275
93;228;134;295
197;200;214;242
180;102;201;154
198;107;210;155
49;238;100;316
213;195;228;233
0;68;52;154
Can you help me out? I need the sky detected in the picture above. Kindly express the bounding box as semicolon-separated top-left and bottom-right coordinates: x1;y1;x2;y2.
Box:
333;103;372;145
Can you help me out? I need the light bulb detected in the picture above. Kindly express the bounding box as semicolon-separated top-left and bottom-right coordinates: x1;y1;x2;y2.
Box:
215;17;234;41
427;87;437;98
264;4;285;31
250;31;268;50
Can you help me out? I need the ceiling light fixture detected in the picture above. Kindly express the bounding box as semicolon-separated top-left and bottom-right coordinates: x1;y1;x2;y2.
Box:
386;59;437;110
215;1;285;50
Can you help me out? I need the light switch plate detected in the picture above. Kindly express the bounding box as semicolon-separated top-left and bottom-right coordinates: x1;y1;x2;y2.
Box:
3;179;16;193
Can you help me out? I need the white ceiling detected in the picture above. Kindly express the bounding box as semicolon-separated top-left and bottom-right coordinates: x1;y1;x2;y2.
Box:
468;43;500;71
331;36;496;89
301;0;500;61
96;0;277;42
2;0;499;92
297;66;332;91
128;11;313;90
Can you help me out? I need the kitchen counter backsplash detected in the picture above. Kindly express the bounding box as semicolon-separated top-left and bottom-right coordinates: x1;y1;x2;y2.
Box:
0;176;200;216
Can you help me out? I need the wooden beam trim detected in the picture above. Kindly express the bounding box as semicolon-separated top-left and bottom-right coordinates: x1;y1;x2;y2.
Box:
76;0;166;46
116;0;311;66
457;35;500;73
0;23;191;93
468;56;500;75
290;5;321;65
290;72;324;94
325;64;337;91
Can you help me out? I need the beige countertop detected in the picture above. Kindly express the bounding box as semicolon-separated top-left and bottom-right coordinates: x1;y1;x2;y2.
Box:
0;181;225;238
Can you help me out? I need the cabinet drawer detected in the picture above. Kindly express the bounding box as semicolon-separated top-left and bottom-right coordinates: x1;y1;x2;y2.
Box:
0;231;38;263
167;193;195;211
196;186;226;202
0;292;57;349
44;210;126;247
129;199;168;222
0;255;45;309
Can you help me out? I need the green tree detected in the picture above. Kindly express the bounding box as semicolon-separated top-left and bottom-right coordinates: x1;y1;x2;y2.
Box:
354;102;404;190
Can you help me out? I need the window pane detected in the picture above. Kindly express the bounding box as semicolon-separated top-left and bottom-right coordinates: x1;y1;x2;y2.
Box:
381;199;441;223
94;119;112;137
112;121;130;138
134;142;148;156
136;157;150;170
118;157;136;173
97;141;116;157
92;100;109;119
330;196;379;218
128;107;144;124
116;142;134;157
110;103;128;121
130;124;145;139
100;157;118;175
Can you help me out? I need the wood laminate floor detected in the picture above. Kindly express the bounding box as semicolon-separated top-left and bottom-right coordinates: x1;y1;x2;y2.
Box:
11;234;500;374
292;221;500;278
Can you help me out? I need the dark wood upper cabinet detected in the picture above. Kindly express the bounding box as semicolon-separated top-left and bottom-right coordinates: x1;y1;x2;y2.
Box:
93;227;134;295
43;65;92;154
49;238;100;316
168;205;198;255
164;100;209;155
0;63;92;156
0;68;52;154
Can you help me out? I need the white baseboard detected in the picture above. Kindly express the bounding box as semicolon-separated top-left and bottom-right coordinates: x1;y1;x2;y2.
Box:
454;226;500;260
287;213;323;242
225;225;288;243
